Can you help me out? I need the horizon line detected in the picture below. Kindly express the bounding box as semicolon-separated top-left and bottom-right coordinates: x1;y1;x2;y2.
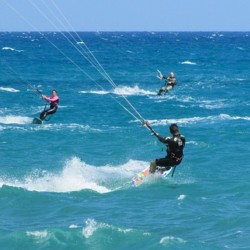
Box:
0;30;250;33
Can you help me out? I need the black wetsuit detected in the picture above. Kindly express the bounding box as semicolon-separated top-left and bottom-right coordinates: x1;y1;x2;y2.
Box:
40;98;59;120
164;76;177;87
155;133;185;170
158;76;177;95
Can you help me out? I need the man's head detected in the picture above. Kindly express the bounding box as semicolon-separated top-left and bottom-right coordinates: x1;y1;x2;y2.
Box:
169;123;179;135
170;72;174;77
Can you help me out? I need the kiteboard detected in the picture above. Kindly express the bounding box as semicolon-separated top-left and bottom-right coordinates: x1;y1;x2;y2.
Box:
32;117;43;124
131;167;173;187
157;85;173;96
131;168;150;187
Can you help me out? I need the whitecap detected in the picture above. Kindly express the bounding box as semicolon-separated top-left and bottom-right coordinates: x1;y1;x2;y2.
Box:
76;41;85;45
69;224;80;229
30;123;101;132
2;46;15;51
113;85;155;96
2;46;23;52
180;61;197;65
146;114;250;127
160;236;186;245
80;85;156;96
82;219;98;238
26;230;48;238
20;157;111;193
79;90;109;95
82;218;134;239
0;87;20;92
0;158;151;193
0;115;31;124
177;194;186;200
186;141;199;146
126;50;135;54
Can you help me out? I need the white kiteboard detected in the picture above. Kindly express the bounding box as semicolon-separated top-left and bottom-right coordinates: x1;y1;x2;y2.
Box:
131;167;173;187
32;117;43;124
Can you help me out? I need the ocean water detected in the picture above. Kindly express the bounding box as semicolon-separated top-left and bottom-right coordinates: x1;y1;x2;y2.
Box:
0;31;250;249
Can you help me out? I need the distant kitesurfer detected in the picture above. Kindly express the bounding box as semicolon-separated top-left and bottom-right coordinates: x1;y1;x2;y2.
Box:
157;71;177;95
149;123;185;173
40;90;59;121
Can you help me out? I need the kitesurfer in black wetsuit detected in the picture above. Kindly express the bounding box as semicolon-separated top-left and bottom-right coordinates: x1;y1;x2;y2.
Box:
150;123;185;173
158;71;177;95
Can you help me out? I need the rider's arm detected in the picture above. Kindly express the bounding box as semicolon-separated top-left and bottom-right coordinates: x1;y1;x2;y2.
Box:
43;95;59;102
161;75;168;80
154;133;170;144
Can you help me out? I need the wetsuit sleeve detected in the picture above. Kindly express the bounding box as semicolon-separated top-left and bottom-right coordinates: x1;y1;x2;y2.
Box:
46;96;59;102
155;134;170;144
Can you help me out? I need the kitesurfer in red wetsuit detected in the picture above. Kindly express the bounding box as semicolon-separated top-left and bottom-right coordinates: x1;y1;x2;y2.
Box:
40;90;59;121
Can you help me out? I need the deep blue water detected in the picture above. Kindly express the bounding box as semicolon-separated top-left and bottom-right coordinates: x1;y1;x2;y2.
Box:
0;31;250;249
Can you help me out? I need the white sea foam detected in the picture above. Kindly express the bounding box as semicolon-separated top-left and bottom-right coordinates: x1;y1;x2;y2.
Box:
0;87;20;92
177;194;186;200
2;46;24;52
76;41;85;45
26;230;48;238
0;120;102;132
186;141;199;146
180;60;197;65
126;50;135;54
0;115;31;124
82;218;98;238
0;157;192;193
21;157;112;193
82;218;133;239
69;224;79;229
30;123;101;133
79;85;156;96
147;114;250;127
113;85;155;96
79;90;109;95
160;236;186;245
0;157;149;193
2;46;15;51
155;95;231;110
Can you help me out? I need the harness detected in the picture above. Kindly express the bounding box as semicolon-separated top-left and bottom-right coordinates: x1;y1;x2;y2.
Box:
50;99;59;109
167;77;176;86
170;152;183;162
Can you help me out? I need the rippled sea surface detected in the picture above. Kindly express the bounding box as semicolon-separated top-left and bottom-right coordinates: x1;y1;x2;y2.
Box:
0;32;250;249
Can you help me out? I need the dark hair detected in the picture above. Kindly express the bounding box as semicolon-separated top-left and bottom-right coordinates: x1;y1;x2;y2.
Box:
169;124;179;134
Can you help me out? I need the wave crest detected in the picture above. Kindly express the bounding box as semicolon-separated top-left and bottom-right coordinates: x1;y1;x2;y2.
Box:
0;157;149;194
80;85;156;96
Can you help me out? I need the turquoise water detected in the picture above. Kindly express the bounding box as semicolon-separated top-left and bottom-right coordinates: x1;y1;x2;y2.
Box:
0;32;250;249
